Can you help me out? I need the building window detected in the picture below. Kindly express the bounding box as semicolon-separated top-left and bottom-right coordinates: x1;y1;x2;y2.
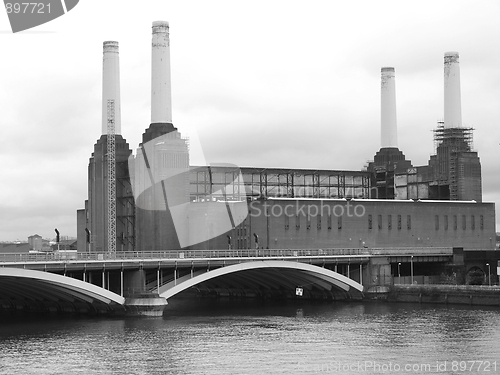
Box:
327;214;332;230
296;214;300;229
480;215;484;230
285;215;289;230
453;215;457;230
444;215;448;230
368;214;372;230
435;215;439;230
337;215;342;230
317;215;322;230
378;215;382;230
462;215;466;230
397;215;402;230
388;215;392;230
471;215;475;230
407;215;411;230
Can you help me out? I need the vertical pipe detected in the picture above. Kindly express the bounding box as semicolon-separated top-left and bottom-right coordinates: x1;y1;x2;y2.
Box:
444;52;462;128
102;270;105;289
359;264;363;285
101;41;121;135
411;256;414;284
266;206;270;250
157;269;160;291
120;269;124;296
151;21;172;124
381;67;398;148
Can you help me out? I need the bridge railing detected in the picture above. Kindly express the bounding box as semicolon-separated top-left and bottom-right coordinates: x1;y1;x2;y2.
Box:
0;247;452;263
368;247;453;256
0;248;368;263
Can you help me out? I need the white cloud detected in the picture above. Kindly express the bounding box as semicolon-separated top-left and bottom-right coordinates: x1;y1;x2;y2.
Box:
1;0;499;240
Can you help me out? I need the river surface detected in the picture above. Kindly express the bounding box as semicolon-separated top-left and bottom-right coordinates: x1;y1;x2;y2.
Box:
0;299;499;374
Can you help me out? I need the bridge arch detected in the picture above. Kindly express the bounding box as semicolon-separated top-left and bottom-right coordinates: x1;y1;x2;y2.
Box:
0;268;126;314
158;260;364;300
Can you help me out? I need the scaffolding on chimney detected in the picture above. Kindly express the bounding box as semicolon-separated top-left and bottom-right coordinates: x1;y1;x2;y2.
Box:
433;121;474;153
107;99;116;253
433;121;474;200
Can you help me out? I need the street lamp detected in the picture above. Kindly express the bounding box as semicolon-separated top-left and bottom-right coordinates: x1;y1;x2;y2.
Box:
486;263;491;286
411;256;414;285
398;262;401;283
54;228;60;251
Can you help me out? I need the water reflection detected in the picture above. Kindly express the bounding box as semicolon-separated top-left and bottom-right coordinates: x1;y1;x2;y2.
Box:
1;301;499;375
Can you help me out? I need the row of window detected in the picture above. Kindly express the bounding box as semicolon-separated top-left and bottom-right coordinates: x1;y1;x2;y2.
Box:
368;214;410;230
279;214;485;231
367;214;484;231
434;214;484;230
284;214;342;230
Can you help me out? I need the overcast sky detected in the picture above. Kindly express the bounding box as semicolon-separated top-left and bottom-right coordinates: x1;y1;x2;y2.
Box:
1;0;499;241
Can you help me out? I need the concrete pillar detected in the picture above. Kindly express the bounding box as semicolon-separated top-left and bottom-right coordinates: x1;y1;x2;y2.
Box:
101;41;121;135
123;269;146;297
122;269;167;316
368;257;392;286
444;52;462;128
151;21;172;124
381;67;398;148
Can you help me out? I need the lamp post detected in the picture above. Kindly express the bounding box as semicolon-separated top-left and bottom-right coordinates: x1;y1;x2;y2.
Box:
486;263;491;286
54;228;60;251
398;262;401;284
410;256;414;285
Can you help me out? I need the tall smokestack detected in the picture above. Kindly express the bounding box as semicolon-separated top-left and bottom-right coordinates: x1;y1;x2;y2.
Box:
151;21;172;124
444;51;462;128
101;41;121;135
381;67;398;148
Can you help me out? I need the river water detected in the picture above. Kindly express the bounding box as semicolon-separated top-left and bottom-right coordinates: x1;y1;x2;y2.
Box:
0;299;499;374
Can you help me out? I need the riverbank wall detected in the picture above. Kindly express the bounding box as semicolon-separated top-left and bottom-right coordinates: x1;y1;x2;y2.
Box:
386;284;500;307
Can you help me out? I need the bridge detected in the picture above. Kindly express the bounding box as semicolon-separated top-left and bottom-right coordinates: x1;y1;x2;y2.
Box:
0;247;454;315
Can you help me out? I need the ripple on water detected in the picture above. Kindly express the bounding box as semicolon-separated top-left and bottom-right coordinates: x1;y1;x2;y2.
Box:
0;302;499;374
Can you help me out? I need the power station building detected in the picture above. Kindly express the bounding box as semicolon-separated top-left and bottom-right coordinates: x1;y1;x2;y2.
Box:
77;23;495;255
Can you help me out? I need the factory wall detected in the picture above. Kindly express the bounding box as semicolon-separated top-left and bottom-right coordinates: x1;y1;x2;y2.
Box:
76;208;86;252
188;199;496;251
88;135;132;252
133;125;190;251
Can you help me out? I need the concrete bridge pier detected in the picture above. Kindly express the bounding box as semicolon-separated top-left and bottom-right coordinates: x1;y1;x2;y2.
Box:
123;269;167;316
365;257;392;297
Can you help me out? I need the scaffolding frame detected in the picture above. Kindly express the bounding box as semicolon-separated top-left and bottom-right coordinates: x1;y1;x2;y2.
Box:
189;166;370;201
106;100;116;253
432;122;475;200
433;121;474;154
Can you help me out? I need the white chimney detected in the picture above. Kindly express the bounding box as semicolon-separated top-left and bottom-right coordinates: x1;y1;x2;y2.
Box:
151;21;172;124
101;41;121;135
444;51;462;128
381;67;398;148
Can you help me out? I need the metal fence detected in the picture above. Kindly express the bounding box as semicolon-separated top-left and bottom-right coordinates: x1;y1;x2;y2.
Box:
0;247;453;264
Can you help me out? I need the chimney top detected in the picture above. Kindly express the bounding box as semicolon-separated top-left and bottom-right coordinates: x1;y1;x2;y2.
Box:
444;51;459;63
103;41;119;53
152;21;169;33
381;67;395;72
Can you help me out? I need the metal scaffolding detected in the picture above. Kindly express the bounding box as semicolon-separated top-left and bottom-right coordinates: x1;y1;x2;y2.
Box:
107;100;116;253
189;166;370;201
433;122;474;153
433;122;475;200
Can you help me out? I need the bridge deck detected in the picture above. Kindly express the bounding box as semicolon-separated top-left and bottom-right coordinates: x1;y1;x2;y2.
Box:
0;248;453;272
